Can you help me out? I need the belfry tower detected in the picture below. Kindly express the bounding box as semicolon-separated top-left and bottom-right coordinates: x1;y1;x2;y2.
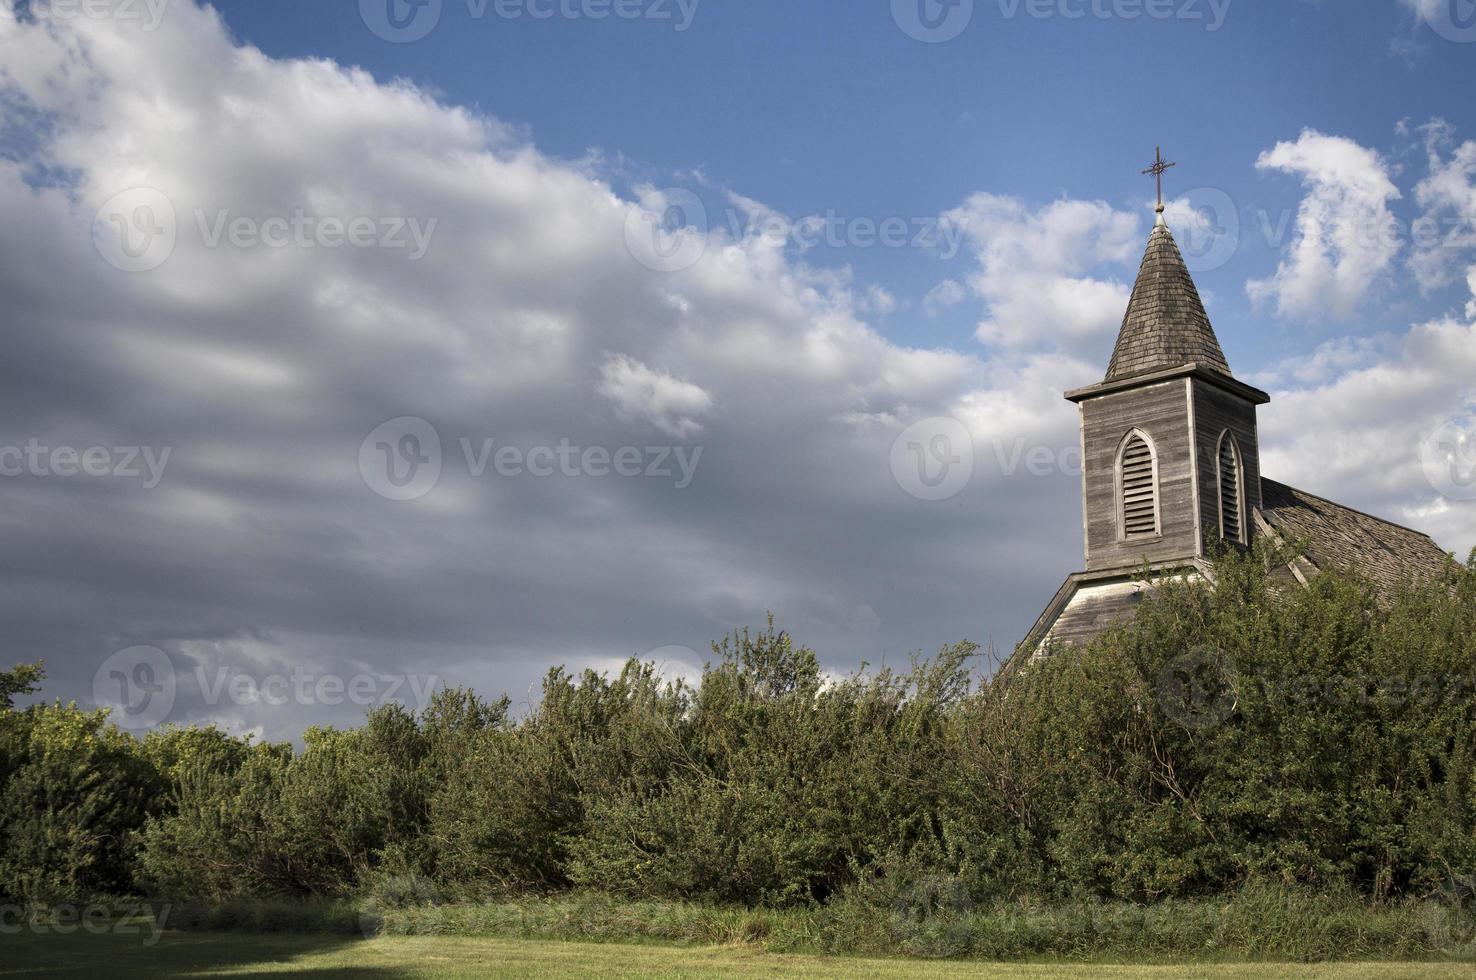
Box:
1024;149;1272;652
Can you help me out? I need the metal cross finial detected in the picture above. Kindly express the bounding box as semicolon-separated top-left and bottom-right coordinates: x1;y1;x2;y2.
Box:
1141;146;1176;214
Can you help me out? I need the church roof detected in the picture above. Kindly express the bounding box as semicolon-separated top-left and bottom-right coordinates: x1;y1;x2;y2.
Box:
1106;220;1231;381
1257;478;1455;597
1013;479;1456;663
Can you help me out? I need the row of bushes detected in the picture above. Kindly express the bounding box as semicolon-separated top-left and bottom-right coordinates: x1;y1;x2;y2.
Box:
2;546;1474;921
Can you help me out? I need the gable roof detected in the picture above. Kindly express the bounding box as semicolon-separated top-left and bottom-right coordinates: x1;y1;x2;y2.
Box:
1106;221;1231;381
1257;478;1455;597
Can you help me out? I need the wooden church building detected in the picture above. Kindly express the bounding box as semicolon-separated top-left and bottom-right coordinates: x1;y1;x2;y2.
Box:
1022;158;1451;656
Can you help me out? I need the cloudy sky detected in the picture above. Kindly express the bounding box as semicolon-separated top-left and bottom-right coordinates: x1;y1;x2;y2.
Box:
1;0;1474;740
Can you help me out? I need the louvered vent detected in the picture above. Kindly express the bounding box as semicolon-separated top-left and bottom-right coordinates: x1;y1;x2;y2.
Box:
1219;436;1242;542
1121;434;1158;539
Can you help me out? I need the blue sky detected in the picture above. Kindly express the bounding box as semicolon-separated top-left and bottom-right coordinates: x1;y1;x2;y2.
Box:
2;0;1475;738
202;0;1476;364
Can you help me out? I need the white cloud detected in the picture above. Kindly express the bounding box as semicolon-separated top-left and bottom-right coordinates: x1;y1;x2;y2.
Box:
862;285;897;316
1410;126;1476;293
1244;334;1393;390
941;194;1139;353
1161;197;1214;237
1398;0;1446;19
1254;126;1476;524
1261;299;1476;556
923;279;967;317
1247;130;1402;319
598;354;713;438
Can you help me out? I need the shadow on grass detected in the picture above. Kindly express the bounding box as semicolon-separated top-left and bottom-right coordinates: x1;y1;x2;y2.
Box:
0;929;411;979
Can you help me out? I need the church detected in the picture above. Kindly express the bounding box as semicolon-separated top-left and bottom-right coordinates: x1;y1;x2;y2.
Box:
1022;152;1453;656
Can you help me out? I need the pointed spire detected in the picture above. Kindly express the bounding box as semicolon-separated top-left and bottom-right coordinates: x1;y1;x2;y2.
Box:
1105;220;1231;381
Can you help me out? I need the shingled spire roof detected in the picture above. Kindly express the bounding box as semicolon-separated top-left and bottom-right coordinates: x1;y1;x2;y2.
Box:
1105;218;1231;381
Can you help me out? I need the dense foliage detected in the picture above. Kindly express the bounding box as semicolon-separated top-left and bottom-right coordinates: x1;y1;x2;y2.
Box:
1;547;1473;920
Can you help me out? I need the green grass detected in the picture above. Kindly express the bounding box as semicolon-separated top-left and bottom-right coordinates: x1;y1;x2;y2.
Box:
163;885;1476;962
2;932;1474;979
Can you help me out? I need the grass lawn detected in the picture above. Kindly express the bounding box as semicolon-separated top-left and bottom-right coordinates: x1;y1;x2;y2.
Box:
2;932;1473;979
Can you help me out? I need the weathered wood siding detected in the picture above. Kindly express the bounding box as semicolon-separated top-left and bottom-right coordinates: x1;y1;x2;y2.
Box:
1080;379;1198;571
1191;379;1262;543
1036;571;1202;655
1040;579;1150;650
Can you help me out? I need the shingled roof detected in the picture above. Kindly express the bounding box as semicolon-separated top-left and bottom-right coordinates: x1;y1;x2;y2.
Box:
1257;478;1455;597
1106;220;1231;381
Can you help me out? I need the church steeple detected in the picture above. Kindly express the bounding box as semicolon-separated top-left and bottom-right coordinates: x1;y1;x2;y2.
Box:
1105;220;1231;380
1022;149;1452;657
1062;147;1269;574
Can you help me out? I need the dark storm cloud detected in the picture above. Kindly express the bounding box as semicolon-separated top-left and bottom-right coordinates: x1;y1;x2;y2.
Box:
3;2;1466;742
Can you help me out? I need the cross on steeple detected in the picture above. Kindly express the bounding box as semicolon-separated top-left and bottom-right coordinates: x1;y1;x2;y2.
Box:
1141;146;1176;215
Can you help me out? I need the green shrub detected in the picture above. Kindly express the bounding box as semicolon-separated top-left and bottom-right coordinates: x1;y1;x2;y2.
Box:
566;622;976;906
2;545;1473;933
0;689;158;903
943;545;1476;902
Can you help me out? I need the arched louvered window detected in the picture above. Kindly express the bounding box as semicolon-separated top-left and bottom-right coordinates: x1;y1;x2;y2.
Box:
1117;430;1160;541
1217;432;1244;544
